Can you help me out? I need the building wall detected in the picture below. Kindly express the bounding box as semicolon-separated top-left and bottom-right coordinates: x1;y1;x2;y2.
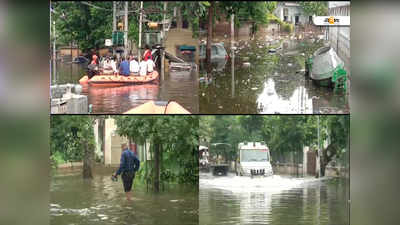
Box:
103;118;128;165
165;28;199;63
95;118;148;166
327;3;351;72
59;48;81;59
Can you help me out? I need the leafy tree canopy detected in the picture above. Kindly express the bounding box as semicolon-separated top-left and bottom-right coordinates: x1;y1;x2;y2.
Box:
299;1;328;16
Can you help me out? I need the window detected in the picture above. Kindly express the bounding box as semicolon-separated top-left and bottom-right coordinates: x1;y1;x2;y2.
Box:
283;8;289;21
283;8;289;16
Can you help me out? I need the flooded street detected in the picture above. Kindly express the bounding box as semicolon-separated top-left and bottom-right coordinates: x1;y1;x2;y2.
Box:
200;172;349;225
53;62;198;114
50;167;198;225
199;36;349;114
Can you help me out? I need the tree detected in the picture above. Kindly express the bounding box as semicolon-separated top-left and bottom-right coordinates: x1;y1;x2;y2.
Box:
299;1;328;16
50;116;96;179
52;1;113;52
318;116;349;176
266;1;278;13
115;116;198;192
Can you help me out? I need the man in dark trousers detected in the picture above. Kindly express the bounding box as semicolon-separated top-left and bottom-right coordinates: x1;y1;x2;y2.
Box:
113;143;140;201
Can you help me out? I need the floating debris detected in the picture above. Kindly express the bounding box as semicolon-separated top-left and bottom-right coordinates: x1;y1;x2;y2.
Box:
50;204;61;208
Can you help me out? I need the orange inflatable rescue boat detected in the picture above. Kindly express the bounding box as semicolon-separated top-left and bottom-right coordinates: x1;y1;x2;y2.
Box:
79;71;159;87
124;100;191;114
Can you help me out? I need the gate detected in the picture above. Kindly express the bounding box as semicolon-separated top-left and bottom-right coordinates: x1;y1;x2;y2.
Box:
307;150;316;175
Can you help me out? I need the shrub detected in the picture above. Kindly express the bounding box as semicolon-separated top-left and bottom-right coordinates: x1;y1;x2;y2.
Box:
282;23;294;33
50;151;66;169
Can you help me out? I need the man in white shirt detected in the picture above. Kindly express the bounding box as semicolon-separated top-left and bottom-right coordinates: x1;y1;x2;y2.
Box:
129;55;139;76
147;58;156;74
102;57;113;74
111;57;118;75
139;58;148;76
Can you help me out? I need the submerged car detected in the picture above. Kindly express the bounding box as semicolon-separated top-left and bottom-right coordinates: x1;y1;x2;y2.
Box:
236;142;273;177
199;42;229;60
72;56;89;64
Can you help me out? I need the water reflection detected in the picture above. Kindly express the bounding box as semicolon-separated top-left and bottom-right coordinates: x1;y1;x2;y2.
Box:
199;37;349;114
83;84;159;114
199;173;349;225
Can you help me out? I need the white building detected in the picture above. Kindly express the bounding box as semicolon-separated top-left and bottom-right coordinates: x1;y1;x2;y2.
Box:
274;2;311;25
93;117;150;166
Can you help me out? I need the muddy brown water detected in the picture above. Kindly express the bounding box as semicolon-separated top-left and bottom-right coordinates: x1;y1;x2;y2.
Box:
53;62;198;114
50;167;198;225
199;37;349;114
199;172;349;225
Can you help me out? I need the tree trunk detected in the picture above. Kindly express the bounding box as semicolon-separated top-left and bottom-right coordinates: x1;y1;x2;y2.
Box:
177;6;182;29
320;157;326;177
206;2;214;65
160;144;164;191
153;142;160;192
83;140;93;179
320;143;338;177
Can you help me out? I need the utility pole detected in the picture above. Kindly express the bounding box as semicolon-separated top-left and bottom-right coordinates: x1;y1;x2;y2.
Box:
112;1;116;55
52;20;56;85
138;1;143;62
161;1;167;81
316;115;321;178
231;13;234;52
124;1;128;57
230;13;235;98
206;1;214;65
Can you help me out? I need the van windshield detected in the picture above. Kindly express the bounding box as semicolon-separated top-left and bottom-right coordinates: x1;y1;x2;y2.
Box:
241;150;269;162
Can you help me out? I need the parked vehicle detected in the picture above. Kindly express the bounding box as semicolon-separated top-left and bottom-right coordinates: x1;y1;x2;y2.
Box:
72;56;89;64
209;143;231;176
236;142;273;177
199;42;229;60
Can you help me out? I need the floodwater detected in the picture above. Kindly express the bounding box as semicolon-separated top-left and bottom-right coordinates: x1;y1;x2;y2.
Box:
199;172;349;225
53;61;198;114
199;35;349;114
50;167;198;225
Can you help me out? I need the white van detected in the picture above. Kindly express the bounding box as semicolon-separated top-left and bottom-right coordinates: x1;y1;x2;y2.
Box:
236;142;273;177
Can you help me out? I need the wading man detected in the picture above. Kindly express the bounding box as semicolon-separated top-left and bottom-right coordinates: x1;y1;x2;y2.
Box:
113;143;140;201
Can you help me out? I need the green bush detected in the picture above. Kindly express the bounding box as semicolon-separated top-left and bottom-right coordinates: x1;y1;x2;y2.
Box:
50;151;66;169
282;23;294;33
